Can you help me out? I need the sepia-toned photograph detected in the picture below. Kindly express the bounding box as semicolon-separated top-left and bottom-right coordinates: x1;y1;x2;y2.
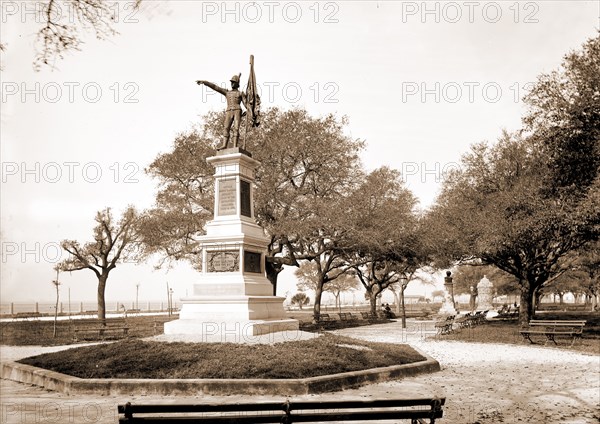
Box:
1;1;599;423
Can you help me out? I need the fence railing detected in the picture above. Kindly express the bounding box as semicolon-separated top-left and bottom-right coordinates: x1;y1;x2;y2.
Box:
0;301;181;317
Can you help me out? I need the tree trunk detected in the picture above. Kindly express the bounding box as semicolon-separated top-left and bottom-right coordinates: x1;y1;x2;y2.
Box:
334;293;341;313
97;274;108;326
400;286;406;329
519;283;535;326
559;292;564;304
368;286;381;315
313;281;324;320
266;261;281;296
369;294;377;315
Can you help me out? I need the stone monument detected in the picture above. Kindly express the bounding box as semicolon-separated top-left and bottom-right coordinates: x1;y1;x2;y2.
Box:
476;275;494;311
438;270;458;315
164;147;299;339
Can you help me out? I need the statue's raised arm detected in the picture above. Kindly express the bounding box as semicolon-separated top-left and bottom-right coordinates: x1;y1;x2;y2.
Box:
196;80;227;96
196;74;245;150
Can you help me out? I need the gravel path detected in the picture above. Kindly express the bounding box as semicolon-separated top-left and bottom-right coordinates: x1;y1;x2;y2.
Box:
1;320;599;423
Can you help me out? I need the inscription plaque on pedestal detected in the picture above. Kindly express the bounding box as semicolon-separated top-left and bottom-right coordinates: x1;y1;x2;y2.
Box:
218;179;237;215
240;180;251;217
244;251;262;273
207;250;239;272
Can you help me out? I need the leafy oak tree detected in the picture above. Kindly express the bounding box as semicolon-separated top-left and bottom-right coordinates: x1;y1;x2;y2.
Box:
523;33;600;195
426;36;600;324
59;207;140;324
427;132;598;324
341;167;425;316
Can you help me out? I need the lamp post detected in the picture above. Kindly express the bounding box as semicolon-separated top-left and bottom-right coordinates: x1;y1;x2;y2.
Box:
169;288;174;315
444;270;456;310
135;283;140;310
400;276;408;329
51;268;60;338
166;281;170;316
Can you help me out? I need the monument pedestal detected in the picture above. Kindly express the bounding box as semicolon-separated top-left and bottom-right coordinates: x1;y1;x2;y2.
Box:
438;301;458;316
164;148;299;340
438;270;458;315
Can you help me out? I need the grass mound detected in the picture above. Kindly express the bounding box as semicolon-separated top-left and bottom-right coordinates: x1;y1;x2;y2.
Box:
18;334;425;379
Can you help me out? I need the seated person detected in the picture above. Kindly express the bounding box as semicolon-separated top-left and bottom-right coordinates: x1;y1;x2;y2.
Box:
383;303;396;319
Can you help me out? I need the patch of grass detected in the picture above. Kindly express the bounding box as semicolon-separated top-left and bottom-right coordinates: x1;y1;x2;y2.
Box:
439;316;600;355
18;334;425;379
0;316;178;346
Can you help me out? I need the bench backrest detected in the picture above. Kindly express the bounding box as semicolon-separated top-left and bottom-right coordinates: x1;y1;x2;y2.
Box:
528;320;586;326
118;398;445;422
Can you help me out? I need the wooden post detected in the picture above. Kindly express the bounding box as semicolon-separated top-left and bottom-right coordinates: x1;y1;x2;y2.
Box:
10;302;14;315
35;302;39;313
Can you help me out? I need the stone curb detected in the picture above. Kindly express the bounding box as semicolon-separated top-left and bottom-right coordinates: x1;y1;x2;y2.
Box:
1;347;440;396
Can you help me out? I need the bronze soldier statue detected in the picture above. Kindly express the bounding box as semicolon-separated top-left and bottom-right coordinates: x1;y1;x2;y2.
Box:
196;74;247;150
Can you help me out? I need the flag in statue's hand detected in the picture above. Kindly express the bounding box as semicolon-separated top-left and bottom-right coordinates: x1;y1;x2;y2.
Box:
246;55;261;128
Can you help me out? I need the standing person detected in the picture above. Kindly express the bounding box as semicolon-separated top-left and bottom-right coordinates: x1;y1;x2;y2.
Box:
469;285;478;312
196;74;247;149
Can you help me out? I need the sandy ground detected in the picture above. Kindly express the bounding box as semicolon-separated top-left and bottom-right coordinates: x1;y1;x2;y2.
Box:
1;320;598;424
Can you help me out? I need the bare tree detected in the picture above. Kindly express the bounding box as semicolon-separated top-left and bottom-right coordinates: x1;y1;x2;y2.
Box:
2;0;147;70
59;207;140;324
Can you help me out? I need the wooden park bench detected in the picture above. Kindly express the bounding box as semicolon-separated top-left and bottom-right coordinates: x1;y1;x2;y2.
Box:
496;305;519;320
454;313;472;329
434;315;455;335
73;319;130;341
313;313;337;329
474;310;489;326
360;311;381;323
338;312;359;325
118;397;446;423
519;320;586;346
468;311;482;326
14;312;42;320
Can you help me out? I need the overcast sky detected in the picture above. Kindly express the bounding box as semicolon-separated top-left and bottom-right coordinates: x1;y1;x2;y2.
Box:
1;1;598;306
